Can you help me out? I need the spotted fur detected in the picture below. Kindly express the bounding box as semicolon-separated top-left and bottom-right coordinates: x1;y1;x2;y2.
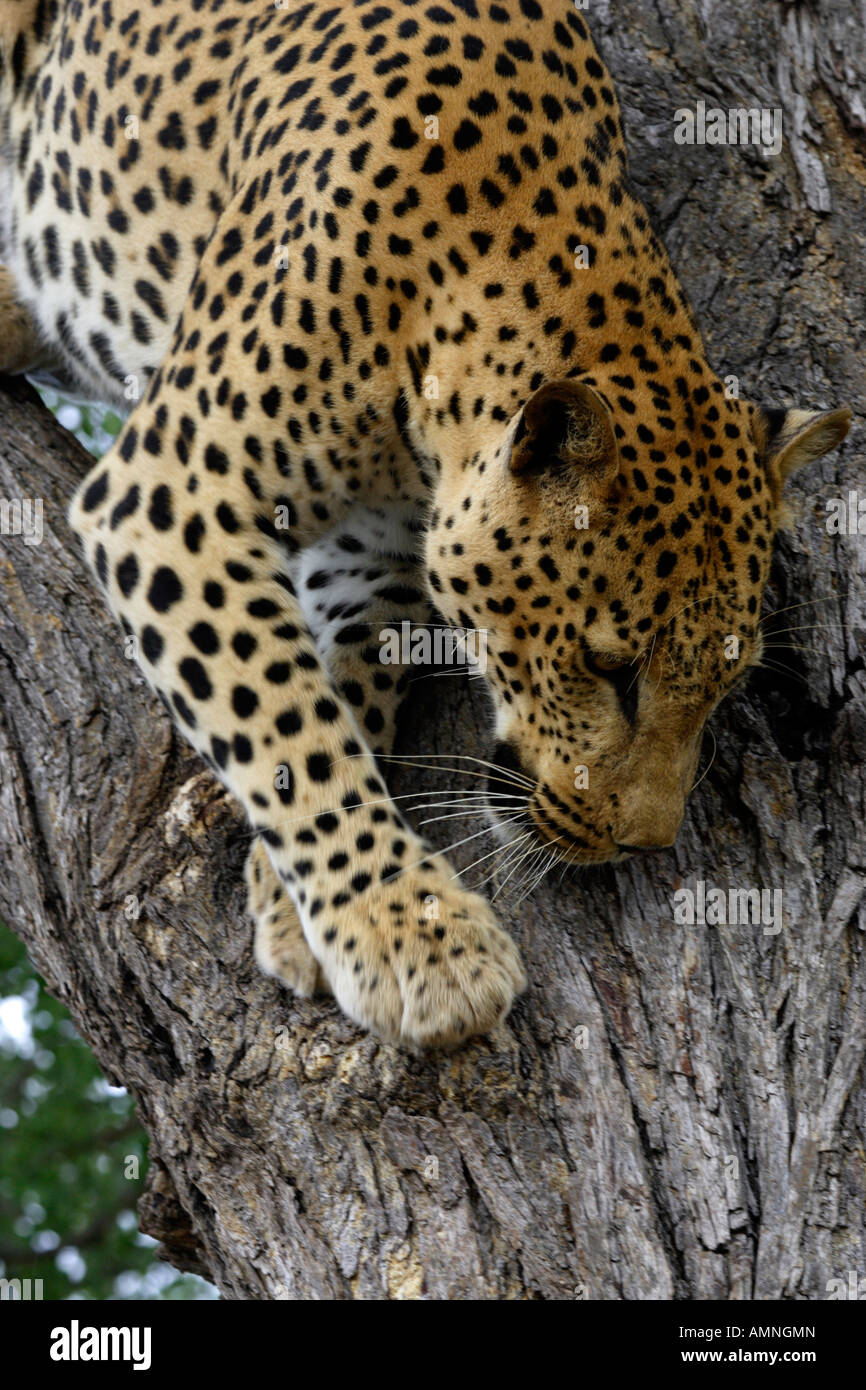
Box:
0;0;850;1046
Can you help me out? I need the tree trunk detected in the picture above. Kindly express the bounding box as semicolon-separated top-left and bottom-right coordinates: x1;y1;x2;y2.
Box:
1;0;864;1300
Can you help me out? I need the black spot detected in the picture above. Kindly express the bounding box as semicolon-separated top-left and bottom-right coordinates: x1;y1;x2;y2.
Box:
81;473;109;512
142;625;164;664
148;484;173;530
277;708;303;736
232;686;259;718
189;621;219;655
307;753;332;781
116;554;139;597
180;656;213;700
148;567;183;612
454;119;482;151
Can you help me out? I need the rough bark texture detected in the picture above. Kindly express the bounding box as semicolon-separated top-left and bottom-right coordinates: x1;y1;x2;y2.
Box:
1;0;864;1300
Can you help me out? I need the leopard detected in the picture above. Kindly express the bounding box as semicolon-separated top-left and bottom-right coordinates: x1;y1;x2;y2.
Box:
0;0;851;1049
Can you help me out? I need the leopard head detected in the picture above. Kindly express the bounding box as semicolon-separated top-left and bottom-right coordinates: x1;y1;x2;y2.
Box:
427;375;851;864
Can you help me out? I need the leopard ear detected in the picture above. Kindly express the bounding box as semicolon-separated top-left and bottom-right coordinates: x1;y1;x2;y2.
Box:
510;378;619;478
756;405;852;498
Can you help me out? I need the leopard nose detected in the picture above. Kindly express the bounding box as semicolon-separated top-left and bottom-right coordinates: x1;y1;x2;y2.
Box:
616;792;685;851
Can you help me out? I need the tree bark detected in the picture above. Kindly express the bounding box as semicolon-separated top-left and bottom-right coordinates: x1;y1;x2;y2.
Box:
1;0;864;1300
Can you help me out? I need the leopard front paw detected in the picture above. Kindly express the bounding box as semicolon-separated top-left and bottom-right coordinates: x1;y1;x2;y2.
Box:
316;865;527;1048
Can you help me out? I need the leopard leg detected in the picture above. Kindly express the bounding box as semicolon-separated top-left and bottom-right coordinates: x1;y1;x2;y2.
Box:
68;206;523;1047
245;505;434;1000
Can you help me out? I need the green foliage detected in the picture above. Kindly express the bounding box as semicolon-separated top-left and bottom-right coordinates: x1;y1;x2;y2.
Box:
0;923;217;1300
34;386;125;457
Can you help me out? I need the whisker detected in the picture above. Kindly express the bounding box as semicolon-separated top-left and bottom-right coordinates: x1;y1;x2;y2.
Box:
406;796;524;820
416;666;488;679
514;848;547;905
662;593;713;630
236;785;515;841
512;841;550;902
461;830;533;883
641;628;658;679
691;726;717;792
490;845;538;902
477;821;536;880
345;757;505;785
384;814;527;885
759;645;833;664
474;843;519;892
492;835;549;901
402;751;536;789
416;806;523;827
760;623;844;638
755;658;809;686
516;842;562;905
371;751;535;790
625;660;642;695
556;852;574;887
760;643;823;658
406;792;526;809
473;834;535;892
759;595;842;624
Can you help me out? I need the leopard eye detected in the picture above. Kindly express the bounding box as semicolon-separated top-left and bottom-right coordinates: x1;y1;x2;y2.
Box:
584;649;632;678
584;649;640;725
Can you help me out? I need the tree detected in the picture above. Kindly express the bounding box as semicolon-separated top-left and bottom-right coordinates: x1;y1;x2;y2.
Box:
0;0;864;1299
0;922;214;1299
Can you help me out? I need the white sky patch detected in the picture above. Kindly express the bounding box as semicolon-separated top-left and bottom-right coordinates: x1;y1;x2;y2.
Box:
0;994;34;1056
